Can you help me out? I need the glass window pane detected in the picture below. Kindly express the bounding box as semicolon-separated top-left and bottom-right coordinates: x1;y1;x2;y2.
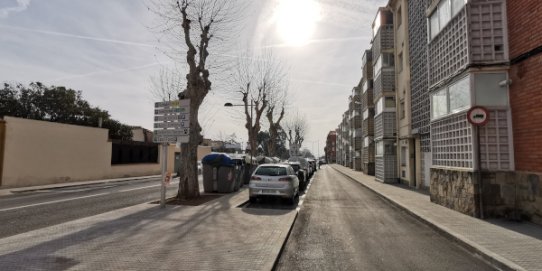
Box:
449;76;471;112
452;0;465;17
439;0;451;29
474;73;508;106
373;12;381;38
385;97;395;108
430;11;439;39
431;88;448;119
374;56;382;77
375;97;383;115
376;141;383;156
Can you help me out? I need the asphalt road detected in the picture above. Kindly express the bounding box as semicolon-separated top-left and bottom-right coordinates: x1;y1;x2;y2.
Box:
275;166;496;271
0;177;186;238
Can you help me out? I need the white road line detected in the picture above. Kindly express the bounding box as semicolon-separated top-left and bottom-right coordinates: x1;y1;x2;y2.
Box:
0;181;180;212
0;192;109;212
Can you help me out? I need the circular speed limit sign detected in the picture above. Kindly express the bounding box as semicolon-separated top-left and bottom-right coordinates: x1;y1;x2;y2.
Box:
467;106;490;126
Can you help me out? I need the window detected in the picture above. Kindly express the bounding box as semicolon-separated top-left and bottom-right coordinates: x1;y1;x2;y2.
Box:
430;11;439;39
452;0;466;17
397;52;403;73
431;75;472;120
401;146;407;166
449;76;470;112
429;0;465;41
372;12;381;38
385;97;395;108
396;6;402;28
255;166;287;176
375;98;383;116
400;99;405;119
374;53;394;77
364;137;372;147
431;88;448;119
363;109;369;120
474;73;508;106
438;0;451;30
376;141;384;156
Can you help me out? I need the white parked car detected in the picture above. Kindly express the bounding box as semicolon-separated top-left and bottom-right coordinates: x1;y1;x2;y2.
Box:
249;164;299;205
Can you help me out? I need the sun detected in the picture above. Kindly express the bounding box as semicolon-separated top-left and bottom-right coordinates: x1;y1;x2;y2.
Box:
274;0;321;46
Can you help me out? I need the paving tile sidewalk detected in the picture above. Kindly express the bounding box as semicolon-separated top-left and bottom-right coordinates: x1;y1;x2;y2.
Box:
0;189;297;271
331;164;542;271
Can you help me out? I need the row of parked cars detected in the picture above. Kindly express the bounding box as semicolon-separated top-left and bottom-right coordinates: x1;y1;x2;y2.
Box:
249;157;319;205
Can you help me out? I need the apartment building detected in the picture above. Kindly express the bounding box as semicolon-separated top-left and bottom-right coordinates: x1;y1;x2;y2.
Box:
361;49;375;176
325;131;337;164
351;85;363;170
372;8;397;183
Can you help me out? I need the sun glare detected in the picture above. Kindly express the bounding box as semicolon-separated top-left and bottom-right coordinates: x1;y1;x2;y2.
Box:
274;0;321;47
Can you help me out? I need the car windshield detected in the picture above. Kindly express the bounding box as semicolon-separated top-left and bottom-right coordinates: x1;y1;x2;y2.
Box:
290;165;300;172
255;166;287;176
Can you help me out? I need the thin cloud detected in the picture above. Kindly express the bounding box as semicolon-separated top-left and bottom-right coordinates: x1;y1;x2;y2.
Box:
51;62;161;82
0;24;157;48
0;0;31;18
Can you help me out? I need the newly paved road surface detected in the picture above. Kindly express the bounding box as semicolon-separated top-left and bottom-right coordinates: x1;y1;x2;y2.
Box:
0;177;184;238
275;166;496;271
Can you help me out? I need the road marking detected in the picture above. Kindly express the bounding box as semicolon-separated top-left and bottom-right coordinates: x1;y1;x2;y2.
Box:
0;181;180;212
119;181;179;192
296;176;314;212
0;192;109;212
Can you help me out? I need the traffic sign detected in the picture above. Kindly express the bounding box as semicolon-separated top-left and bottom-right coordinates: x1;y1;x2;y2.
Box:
467;106;490;126
153;99;191;143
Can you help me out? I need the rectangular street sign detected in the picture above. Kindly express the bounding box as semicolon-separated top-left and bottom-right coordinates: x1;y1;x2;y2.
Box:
153;120;190;129
154;107;190;115
154;128;190;136
155;99;190;108
154;113;189;122
154;136;178;143
153;99;190;144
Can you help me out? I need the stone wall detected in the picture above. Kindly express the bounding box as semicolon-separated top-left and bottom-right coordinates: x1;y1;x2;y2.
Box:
482;171;542;225
430;167;479;217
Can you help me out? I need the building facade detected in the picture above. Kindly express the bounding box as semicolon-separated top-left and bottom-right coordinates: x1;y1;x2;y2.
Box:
390;0;415;187
361;49;376;176
325;131;337;163
372;8;398;183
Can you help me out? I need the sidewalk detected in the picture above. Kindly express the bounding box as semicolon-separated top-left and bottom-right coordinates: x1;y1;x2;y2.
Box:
331;164;542;271
0;175;161;196
0;188;297;270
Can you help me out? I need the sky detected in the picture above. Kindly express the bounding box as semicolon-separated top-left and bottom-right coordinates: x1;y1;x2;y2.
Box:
0;0;387;157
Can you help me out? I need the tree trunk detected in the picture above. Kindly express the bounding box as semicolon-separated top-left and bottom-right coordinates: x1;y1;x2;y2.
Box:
177;98;202;200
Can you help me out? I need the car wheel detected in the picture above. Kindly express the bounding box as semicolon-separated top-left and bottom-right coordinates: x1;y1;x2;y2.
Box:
287;194;296;205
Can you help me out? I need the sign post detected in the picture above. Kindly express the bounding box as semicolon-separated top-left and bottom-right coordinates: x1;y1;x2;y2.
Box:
467;106;490;219
154;99;191;208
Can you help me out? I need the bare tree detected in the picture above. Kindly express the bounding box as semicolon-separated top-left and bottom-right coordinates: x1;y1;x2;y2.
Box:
285;113;307;157
230;51;286;160
149;67;184;101
150;0;243;199
266;83;287;157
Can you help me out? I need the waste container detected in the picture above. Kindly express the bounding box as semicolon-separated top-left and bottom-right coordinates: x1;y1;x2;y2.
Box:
202;153;237;193
202;164;217;193
231;158;244;191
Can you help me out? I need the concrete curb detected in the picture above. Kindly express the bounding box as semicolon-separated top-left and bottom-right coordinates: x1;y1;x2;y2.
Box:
331;166;525;271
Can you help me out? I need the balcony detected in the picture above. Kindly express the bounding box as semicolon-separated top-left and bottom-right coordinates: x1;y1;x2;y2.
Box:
373;68;395;101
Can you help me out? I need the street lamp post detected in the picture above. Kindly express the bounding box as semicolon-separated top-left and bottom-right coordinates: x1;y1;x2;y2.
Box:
225;100;254;166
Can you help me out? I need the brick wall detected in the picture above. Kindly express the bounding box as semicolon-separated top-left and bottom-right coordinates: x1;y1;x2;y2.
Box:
508;1;542;172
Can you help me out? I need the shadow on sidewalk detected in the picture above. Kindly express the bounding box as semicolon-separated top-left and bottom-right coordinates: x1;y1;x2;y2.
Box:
487;218;542;241
0;189;240;270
